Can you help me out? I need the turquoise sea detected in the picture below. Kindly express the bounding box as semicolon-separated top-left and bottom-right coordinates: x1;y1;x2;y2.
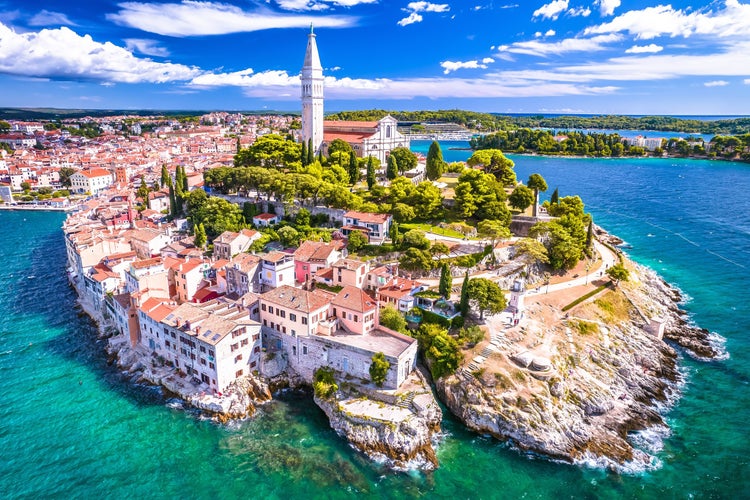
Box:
2;145;750;497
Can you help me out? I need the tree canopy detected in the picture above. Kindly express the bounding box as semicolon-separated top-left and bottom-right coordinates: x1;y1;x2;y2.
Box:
466;278;507;319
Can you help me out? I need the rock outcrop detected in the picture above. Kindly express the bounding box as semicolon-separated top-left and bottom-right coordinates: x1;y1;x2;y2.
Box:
314;370;442;470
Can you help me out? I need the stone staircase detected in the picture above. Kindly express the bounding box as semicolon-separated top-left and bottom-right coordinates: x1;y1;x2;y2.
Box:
396;391;416;409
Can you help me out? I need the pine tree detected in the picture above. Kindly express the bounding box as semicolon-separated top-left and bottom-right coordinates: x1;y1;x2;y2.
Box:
348;152;359;185
366;156;376;190
168;183;177;218
317;149;323;165
550;187;559;205
386;155;398;180
460;271;470;317
425;141;446;181
307;138;314;165
439;262;452;298
301;139;307;166
194;223;206;248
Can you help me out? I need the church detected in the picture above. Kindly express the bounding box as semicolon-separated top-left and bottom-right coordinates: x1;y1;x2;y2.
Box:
301;28;409;166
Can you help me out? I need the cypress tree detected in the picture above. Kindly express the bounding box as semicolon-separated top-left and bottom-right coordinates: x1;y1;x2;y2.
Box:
307;138;314;165
348;152;359;185
236;136;241;153
317;149;323;165
389;221;400;244
550;187;559;205
366;156;376;190
386;155;398;180
586;219;594;250
425;141;446;181
460;271;470;317
168;183;177;218
194;223;206;248
301;139;307;166
160;164;170;187
181;166;189;193
439;262;452;298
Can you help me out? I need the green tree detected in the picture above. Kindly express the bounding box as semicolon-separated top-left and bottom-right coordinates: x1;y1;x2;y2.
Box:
0;120;10;132
380;305;407;333
526;173;548;217
439;262;452;298
366;156;376;190
586;219;594;253
467;149;516;186
389;221;401;244
20;181;31;192
410;181;443;219
425;141;446;181
390;147;417;174
137;176;150;202
402;229;430;250
386;155;398;180
430;241;450;259
348;152;359;185
392;203;416;223
509;184;535;212
301;139;307;166
193;222;207;248
369;352;390;387
550;187;559;205
477;219;511;248
347;230;368;253
399;248;433;271
296;208;311;228
278;226;300;247
168;183;178;218
235;134;301;169
513;238;549;268
459;271;470;316
416;323;461;379
606;263;630;286
304;139;313;165
160;164;170;187
467;278;507;320
58;167;76;187
328;138;354;157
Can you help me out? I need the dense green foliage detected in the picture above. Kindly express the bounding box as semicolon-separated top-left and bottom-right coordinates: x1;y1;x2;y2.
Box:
369;352;390;387
346;230;368;253
313;367;338;399
379;305;408;334
414;323;462;380
426;141;446;181
530;196;591;270
466;278;507;319
606;263;630;285
439;262;452;298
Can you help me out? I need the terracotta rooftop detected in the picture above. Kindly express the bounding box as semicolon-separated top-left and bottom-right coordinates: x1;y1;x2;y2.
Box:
260;285;331;313
332;285;377;313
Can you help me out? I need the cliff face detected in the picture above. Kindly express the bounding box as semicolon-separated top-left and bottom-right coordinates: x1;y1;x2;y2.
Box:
434;261;707;471
314;370;442;471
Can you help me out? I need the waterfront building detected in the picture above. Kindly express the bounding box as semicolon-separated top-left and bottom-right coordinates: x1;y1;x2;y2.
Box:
69;168;114;195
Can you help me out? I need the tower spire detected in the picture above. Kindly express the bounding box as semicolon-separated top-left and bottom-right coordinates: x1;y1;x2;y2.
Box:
301;27;324;155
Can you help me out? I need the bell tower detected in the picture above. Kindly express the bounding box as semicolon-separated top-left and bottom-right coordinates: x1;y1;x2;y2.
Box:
301;25;324;154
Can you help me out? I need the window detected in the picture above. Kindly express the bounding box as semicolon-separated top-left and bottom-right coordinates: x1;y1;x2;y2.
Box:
354;315;359;322
279;310;285;318
235;354;243;362
263;319;267;326
209;350;214;357
252;333;259;341
200;346;206;353
333;307;337;317
282;326;287;334
290;313;296;322
165;340;170;348
261;303;266;311
231;343;239;352
268;306;274;314
235;369;243;378
200;358;206;366
302;317;308;325
254;346;260;353
209;362;215;369
241;339;248;346
303;346;308;355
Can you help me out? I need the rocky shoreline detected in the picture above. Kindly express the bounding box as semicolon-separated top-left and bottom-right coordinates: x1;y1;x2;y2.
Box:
434;246;719;471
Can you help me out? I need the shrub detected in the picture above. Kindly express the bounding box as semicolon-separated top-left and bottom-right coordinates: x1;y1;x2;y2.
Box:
458;325;485;346
369;352;390;387
313;367;338;399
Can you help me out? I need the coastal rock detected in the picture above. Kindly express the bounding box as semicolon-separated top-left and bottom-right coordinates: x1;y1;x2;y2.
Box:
314;370;442;471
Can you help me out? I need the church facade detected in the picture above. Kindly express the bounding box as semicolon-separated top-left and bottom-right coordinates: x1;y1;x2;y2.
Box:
300;29;409;165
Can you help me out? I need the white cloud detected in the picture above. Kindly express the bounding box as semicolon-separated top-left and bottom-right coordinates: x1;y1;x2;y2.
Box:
274;0;377;11
498;33;622;57
440;59;490;74
567;7;591;17
0;22;201;83
584;1;750;41
397;2;449;26
406;2;450;13
595;0;621;17
482;57;495;63
625;43;662;54
327;65;342;71
28;10;75;26
124;38;169;57
534;31;542;38
500;4;519;8
397;12;423;26
107;1;356;37
745;78;750;84
533;0;568;20
704;80;729;87
545;29;556;36
493;42;750;84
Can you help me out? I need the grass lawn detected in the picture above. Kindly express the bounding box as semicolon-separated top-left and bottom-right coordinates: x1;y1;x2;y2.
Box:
400;222;466;239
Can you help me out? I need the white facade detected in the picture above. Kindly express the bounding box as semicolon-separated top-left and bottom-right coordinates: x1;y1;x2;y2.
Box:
362;116;410;165
301;27;324;154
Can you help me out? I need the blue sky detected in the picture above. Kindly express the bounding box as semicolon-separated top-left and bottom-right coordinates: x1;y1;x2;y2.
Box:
1;0;749;114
